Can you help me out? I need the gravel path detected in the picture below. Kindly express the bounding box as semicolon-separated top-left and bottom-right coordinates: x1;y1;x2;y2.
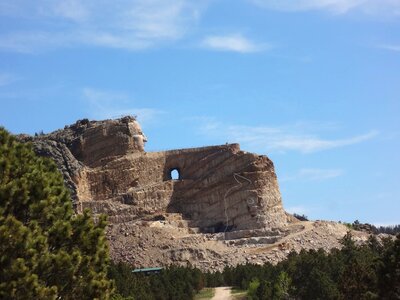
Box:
211;287;232;300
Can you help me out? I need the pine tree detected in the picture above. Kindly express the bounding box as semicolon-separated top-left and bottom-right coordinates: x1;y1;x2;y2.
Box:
273;271;291;300
256;279;272;300
378;234;400;299
0;127;113;299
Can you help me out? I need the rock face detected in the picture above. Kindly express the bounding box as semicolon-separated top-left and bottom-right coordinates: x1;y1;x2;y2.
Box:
20;116;369;270
21;116;291;232
17;116;147;202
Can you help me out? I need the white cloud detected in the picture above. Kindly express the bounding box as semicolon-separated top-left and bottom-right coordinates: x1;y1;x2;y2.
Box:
52;0;89;22
0;72;18;86
0;32;70;53
225;125;377;153
82;87;163;125
281;168;343;182
0;0;204;52
249;0;400;15
195;118;378;154
378;44;400;52
250;0;361;13
260;129;378;153
202;34;268;53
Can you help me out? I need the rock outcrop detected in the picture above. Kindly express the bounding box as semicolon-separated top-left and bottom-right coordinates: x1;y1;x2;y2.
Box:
17;116;147;202
20;116;291;232
19;116;371;270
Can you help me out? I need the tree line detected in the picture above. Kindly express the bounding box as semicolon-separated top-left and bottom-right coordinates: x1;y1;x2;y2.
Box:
110;233;400;300
339;220;400;235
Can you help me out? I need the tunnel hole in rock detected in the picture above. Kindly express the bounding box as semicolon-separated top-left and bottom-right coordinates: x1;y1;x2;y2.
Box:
170;168;180;180
201;222;234;234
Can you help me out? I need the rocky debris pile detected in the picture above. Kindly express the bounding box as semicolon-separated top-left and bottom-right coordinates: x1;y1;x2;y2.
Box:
108;218;373;271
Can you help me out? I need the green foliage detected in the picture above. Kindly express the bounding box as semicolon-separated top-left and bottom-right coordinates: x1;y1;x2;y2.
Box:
343;222;354;230
0;128;113;299
193;288;214;299
273;271;291;300
342;220;400;235
201;232;399;300
256;280;272;300
377;234;400;299
247;278;260;300
373;224;400;235
107;231;399;300
108;263;205;300
293;213;309;221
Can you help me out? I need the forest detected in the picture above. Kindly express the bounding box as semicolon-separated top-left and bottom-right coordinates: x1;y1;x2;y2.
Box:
110;232;400;300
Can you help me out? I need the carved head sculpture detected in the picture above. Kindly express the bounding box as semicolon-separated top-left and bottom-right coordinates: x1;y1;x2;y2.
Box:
129;119;147;151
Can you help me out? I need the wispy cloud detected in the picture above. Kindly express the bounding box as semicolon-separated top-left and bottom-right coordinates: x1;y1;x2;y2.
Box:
52;0;89;22
0;32;70;53
0;0;204;52
281;168;343;182
378;44;400;52
250;0;361;14
194;118;378;154
249;0;400;15
0;72;18;86
82;87;164;125
202;34;268;53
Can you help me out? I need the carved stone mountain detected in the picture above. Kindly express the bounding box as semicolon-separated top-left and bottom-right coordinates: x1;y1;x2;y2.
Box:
20;116;292;232
20;116;370;270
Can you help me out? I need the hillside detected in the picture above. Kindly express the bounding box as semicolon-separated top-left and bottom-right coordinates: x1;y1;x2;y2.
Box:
18;116;373;270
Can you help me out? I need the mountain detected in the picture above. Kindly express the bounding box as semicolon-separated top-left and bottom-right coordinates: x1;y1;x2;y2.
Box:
18;116;371;271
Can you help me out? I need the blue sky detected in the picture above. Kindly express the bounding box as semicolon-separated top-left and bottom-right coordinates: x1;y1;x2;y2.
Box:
0;0;399;225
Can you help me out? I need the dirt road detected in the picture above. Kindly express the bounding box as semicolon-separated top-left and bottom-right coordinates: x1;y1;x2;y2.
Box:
251;221;314;254
211;287;232;300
